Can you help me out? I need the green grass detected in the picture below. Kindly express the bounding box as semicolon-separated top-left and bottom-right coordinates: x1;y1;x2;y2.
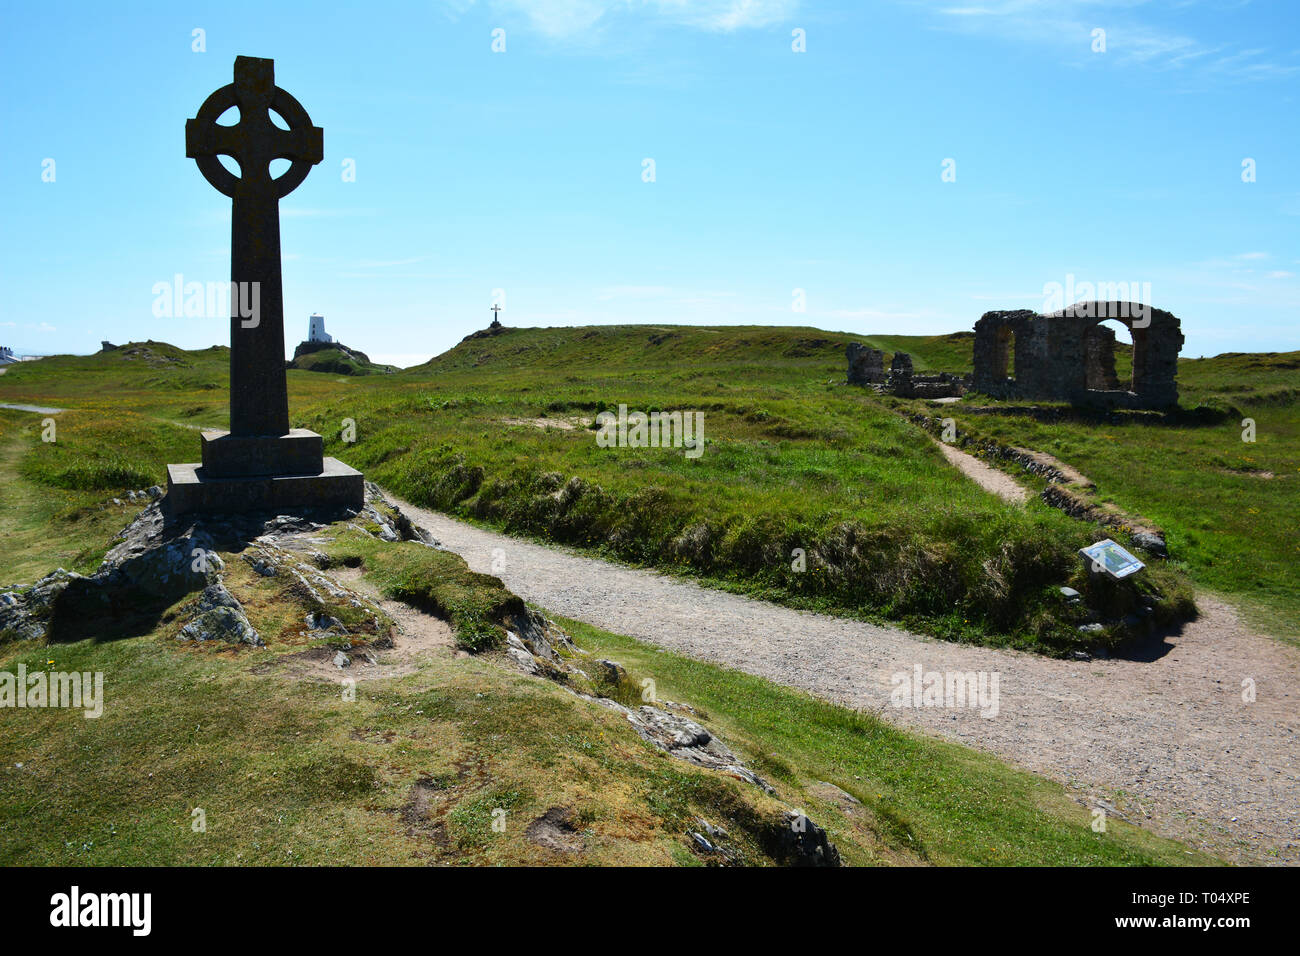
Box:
0;629;811;865
0;410;162;585
0;386;1229;865
552;615;1222;866
327;531;523;651
3;326;1293;646
0;339;355;428
296;325;1199;652
0;589;1223;866
933;350;1300;638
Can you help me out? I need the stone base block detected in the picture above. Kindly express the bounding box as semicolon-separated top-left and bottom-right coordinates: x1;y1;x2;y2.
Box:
200;428;324;478
164;458;364;516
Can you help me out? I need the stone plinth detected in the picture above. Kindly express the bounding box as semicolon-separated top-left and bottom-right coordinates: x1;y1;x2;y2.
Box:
164;458;363;516
200;428;323;477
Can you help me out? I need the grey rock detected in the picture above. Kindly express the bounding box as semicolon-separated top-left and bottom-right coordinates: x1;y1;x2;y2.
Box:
774;811;842;867
195;581;241;613
179;605;262;646
1059;586;1081;600
695;817;729;840
1131;531;1168;557
306;611;345;632
0;569;83;642
505;610;572;663
689;832;718;854
243;552;278;576
811;781;862;807
597;699;775;794
506;644;540;675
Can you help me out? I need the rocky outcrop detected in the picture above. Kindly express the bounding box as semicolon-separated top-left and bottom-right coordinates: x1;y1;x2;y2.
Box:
596;698;777;794
0;484;421;646
497;609;784;797
179;580;262;646
460;324;512;344
0;569;81;642
288;339;393;375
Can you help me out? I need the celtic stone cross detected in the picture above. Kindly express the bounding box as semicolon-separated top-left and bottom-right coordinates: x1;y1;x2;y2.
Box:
185;56;322;437
166;56;361;516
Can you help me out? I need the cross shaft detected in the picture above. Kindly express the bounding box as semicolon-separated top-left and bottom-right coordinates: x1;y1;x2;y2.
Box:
185;57;323;437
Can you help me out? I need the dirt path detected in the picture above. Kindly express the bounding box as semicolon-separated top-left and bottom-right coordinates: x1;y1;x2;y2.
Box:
0;403;64;414
933;439;1028;503
388;493;1300;864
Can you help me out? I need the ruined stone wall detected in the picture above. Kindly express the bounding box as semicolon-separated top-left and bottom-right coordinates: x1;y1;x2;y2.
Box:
972;304;1182;409
846;343;885;385
885;351;967;398
972;310;1035;397
845;344;966;397
1083;325;1120;391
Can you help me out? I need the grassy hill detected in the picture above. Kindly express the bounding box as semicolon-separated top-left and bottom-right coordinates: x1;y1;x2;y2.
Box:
2;328;1294;645
0;404;1216;866
3;325;1290;865
300;325;1192;653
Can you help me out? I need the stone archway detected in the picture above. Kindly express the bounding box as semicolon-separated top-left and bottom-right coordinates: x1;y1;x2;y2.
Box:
973;303;1183;409
1071;303;1181;407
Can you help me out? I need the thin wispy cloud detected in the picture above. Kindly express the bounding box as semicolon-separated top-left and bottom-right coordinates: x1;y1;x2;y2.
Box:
825;307;961;322
915;0;1298;80
480;0;798;39
594;284;675;300
354;256;430;269
0;321;57;332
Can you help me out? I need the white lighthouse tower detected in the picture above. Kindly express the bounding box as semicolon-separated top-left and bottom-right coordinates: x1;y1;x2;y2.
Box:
307;313;332;344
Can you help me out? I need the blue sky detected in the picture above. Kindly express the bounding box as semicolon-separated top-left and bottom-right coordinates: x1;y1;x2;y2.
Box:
2;0;1297;365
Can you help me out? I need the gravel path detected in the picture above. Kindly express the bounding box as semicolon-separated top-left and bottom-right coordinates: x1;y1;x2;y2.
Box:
390;494;1299;864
